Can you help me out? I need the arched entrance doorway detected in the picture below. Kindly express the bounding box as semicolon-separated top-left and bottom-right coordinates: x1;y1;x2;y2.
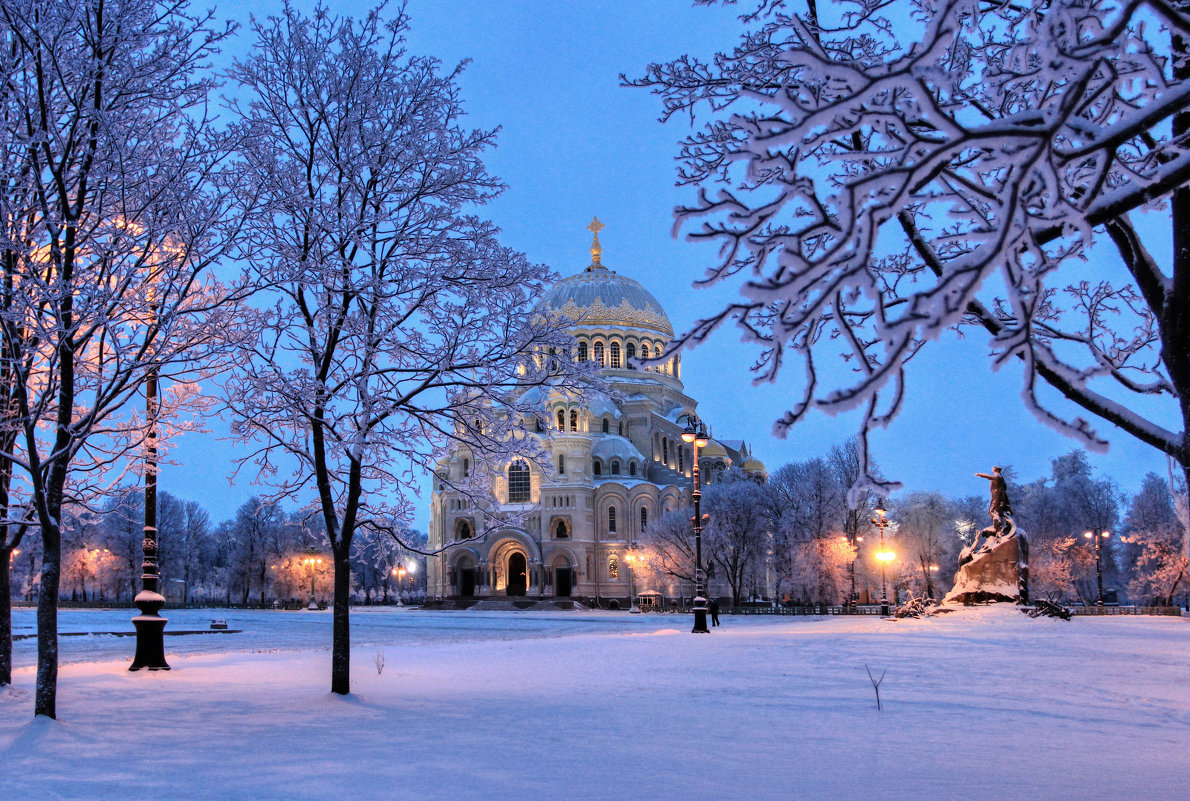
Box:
556;566;573;597
507;552;528;596
550;553;574;598
453;554;477;597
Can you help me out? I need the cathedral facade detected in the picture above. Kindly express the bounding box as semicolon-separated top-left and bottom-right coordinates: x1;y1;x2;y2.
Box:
425;223;765;607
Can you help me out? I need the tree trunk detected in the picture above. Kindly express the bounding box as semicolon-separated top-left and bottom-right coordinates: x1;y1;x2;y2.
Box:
35;520;61;718
0;548;12;685
331;544;351;695
1171;16;1190;555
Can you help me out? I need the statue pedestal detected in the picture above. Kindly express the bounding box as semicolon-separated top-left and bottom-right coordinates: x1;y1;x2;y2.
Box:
945;528;1029;605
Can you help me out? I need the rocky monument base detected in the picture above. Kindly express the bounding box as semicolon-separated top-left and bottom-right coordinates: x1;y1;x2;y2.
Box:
944;523;1029;605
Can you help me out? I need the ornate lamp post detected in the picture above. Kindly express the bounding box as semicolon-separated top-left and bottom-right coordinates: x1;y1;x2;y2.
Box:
302;551;323;610
681;414;710;634
625;545;641;613
1084;529;1111;605
872;502;895;616
130;347;169;671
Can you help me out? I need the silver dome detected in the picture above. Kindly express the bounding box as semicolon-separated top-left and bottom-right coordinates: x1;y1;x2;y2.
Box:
538;265;673;336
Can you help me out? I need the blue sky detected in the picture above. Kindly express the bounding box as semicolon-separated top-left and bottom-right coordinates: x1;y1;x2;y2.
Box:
176;0;1175;528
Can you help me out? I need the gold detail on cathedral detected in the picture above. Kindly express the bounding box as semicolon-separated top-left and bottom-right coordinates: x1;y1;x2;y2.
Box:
555;297;674;337
587;216;604;268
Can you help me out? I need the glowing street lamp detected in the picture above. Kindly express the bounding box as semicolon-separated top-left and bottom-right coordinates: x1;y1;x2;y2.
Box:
302;552;324;610
680;414;711;633
1083;530;1111;605
393;565;407;606
871;502;894;616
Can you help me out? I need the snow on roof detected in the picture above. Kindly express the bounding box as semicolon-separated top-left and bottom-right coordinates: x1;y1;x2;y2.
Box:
588;393;621;419
592;435;645;463
662;405;689;423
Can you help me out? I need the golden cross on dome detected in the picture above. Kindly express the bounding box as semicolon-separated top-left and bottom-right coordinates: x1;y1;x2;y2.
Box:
587;216;604;267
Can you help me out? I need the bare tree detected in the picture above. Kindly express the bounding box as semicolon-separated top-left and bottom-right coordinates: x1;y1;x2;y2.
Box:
100;490;144;602
892;492;961;600
631;0;1190;499
0;0;239;717
1121;472;1186;605
703;469;769;608
639;507;699;592
225;3;579;695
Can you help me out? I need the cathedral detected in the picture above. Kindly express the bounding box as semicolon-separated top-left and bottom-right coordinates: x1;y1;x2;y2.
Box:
425;221;766;607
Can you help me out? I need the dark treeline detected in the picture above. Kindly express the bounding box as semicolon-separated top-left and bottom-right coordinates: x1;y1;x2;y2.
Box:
8;493;426;608
639;444;1187;609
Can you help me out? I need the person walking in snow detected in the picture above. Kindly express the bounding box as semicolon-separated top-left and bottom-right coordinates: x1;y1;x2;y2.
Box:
709;598;721;626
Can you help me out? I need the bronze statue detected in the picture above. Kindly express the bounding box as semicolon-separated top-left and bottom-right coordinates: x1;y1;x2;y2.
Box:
975;466;1013;534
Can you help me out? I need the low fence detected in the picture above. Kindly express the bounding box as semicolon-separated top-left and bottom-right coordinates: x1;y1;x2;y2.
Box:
1067;605;1182;616
10;599;398;611
733;604;885;616
736;603;1184;617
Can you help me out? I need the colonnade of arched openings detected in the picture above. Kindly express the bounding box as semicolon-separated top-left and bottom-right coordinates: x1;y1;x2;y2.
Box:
573;335;680;378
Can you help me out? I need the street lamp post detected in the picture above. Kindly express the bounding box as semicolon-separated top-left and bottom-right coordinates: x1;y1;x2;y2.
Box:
872;502;895;616
626;545;640;613
130;352;169;671
302;552;323;610
681;414;710;634
1084;529;1111;605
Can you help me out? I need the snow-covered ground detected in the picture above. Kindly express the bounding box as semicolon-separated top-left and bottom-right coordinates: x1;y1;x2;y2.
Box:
2;606;1188;801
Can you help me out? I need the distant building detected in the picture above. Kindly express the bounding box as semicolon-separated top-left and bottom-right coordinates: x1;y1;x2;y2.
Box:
425;221;765;606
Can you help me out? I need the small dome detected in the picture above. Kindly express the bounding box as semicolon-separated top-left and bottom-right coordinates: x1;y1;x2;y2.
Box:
699;440;729;461
592;435;645;464
742;457;767;474
538;265;673;337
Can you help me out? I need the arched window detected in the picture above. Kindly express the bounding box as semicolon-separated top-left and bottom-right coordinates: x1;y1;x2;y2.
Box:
610;342;621;368
457;520;472;540
663;438;668;465
558;454;565;475
608;555;619;579
594;341;605;366
556;520;568;539
641;343;651;370
462;458;469;478
629;462;637;477
675;354;681;379
640;506;648;532
608;506;617;533
593;461;602;476
626;342;636;367
602;419;610;434
578;341;588;361
611;460;621;475
508;461;530;503
556;410;565;430
618;421;624;436
570;410;579;432
678;447;684;473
